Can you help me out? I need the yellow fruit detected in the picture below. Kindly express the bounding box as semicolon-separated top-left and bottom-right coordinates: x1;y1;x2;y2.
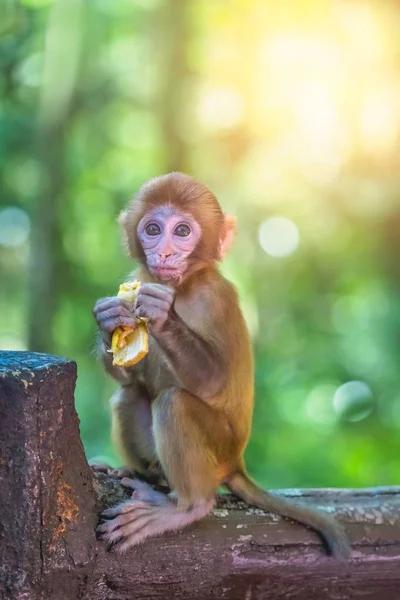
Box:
110;281;149;367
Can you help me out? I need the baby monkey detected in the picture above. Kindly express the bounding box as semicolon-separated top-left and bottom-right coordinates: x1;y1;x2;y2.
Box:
93;172;350;558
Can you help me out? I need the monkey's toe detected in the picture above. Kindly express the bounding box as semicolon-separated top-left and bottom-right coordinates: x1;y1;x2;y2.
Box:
101;499;148;519
97;499;159;551
121;477;171;505
112;514;160;553
121;477;151;492
110;467;135;479
89;462;111;474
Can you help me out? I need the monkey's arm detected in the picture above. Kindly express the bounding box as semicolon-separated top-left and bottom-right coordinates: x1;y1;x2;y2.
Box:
155;308;227;399
97;337;136;386
135;283;228;399
135;284;227;400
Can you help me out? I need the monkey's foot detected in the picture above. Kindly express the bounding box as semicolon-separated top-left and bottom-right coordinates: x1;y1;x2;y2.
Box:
120;477;170;503
90;460;170;492
96;479;214;553
89;461;135;479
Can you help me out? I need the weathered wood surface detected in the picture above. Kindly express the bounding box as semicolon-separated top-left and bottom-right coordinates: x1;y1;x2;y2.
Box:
1;351;400;600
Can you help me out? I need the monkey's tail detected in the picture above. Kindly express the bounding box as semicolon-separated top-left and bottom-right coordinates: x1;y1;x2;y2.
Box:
225;470;351;560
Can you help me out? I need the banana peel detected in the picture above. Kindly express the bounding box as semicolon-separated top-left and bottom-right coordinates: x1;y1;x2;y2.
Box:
110;281;149;367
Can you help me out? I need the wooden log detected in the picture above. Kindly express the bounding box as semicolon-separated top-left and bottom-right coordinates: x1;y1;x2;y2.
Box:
1;351;400;600
0;351;96;599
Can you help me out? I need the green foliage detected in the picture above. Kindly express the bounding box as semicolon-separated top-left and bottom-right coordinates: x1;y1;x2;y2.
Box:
1;0;400;488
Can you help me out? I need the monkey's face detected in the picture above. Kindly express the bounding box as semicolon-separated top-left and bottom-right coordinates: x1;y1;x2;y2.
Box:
137;205;201;284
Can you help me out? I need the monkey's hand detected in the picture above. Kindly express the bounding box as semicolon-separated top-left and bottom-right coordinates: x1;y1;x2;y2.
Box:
135;284;175;335
93;297;137;346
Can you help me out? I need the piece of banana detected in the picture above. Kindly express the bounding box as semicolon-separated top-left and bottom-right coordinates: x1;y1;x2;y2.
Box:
111;281;149;367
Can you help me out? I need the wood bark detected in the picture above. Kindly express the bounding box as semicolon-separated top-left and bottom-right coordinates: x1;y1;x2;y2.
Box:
1;351;400;600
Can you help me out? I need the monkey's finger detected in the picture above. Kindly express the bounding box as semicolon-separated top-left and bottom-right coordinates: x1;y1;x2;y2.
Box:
95;305;135;324
135;308;162;323
138;291;174;306
93;296;114;310
94;299;134;318
100;317;137;333
135;296;171;311
135;308;169;324
138;284;174;302
101;317;136;333
135;303;170;322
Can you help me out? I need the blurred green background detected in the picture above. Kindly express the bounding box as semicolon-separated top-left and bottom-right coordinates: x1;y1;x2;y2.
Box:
2;0;400;489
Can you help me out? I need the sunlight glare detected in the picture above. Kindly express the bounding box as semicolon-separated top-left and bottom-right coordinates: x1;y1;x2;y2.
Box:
198;87;244;130
264;33;341;74
360;90;400;155
295;82;339;148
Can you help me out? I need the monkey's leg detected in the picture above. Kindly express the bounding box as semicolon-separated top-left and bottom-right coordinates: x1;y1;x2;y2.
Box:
104;382;162;481
97;387;231;553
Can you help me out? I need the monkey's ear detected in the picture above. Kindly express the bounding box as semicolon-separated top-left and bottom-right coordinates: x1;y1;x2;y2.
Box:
118;208;140;258
218;214;237;260
117;210;130;253
118;210;128;229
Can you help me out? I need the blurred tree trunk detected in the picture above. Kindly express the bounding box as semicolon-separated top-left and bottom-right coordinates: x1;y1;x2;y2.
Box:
155;0;193;173
28;1;84;353
28;125;65;353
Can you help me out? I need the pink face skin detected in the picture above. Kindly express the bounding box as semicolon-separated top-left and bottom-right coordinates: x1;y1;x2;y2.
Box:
137;205;201;284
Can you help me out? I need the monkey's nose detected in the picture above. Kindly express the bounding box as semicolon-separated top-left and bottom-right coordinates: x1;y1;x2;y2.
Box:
160;253;172;259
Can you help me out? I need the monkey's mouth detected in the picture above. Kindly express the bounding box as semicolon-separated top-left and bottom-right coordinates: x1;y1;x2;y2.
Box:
150;266;180;280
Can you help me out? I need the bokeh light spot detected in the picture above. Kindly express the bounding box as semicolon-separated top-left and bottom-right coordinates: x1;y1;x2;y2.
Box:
0;207;30;248
198;87;244;130
16;52;44;87
4;159;47;197
306;384;337;426
333;381;373;422
258;217;299;258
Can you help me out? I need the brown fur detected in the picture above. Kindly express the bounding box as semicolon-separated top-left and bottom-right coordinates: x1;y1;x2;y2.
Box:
120;172;225;266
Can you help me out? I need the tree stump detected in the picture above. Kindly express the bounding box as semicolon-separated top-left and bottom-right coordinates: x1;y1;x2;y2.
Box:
1;351;400;600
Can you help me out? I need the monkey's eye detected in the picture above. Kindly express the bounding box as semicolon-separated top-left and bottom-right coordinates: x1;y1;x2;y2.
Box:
174;224;191;237
145;223;161;236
